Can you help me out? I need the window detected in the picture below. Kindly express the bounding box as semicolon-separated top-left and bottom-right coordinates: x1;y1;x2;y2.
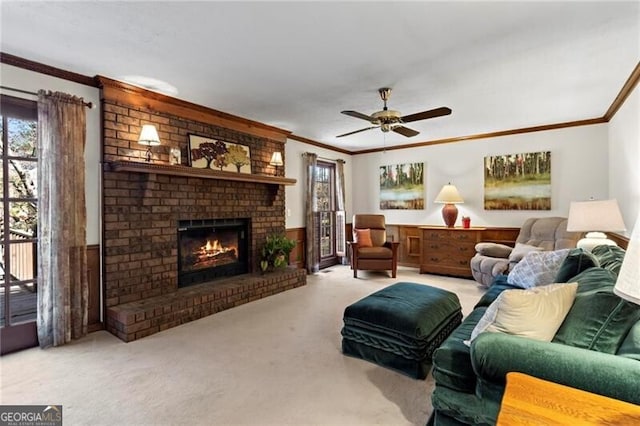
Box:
0;95;38;329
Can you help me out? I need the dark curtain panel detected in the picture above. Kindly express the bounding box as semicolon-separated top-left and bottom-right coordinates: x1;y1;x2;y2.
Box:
304;152;319;273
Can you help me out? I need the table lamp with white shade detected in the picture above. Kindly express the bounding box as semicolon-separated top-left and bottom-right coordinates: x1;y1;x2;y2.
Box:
566;199;626;252
614;210;640;305
138;124;161;162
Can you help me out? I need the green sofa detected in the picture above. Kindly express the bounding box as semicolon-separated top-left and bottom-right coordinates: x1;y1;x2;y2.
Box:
429;245;640;425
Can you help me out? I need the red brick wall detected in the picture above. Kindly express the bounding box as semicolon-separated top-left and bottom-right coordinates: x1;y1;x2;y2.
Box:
102;100;287;308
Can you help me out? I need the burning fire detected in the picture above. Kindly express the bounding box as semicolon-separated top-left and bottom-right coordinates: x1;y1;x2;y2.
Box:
204;239;221;253
200;239;233;258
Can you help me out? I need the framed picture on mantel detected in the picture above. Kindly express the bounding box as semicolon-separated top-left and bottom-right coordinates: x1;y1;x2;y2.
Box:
188;134;251;174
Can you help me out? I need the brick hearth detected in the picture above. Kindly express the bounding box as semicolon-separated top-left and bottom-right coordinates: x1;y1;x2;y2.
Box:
100;78;305;342
107;267;306;342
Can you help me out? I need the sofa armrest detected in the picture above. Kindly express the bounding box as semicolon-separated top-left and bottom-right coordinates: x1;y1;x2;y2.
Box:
471;332;640;405
474;243;512;258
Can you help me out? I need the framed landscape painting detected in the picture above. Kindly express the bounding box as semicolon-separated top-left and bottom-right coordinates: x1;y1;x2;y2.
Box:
188;134;251;174
484;151;551;210
379;163;425;209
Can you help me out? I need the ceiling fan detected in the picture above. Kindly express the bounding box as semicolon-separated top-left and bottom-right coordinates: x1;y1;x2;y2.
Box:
337;88;451;138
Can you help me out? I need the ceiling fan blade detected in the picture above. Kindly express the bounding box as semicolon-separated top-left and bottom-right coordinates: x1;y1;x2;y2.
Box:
392;126;420;137
401;107;452;123
341;110;377;123
336;126;379;138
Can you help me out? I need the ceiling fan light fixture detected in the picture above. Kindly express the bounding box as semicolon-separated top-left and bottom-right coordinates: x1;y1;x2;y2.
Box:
380;123;402;132
372;109;401;121
338;88;451;139
379;87;392;102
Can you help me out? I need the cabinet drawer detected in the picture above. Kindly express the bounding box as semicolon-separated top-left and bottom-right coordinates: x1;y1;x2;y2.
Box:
423;230;480;243
423;241;475;255
422;252;472;268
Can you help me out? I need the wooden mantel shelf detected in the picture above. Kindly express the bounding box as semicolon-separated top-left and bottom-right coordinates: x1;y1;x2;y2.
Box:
104;160;297;186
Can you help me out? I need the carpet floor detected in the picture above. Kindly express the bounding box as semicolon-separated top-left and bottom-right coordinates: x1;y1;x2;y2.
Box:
0;266;485;425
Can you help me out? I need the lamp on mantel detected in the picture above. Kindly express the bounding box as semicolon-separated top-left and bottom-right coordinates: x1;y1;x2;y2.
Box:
567;199;626;251
138;124;161;162
270;151;283;176
434;183;464;228
614;210;640;305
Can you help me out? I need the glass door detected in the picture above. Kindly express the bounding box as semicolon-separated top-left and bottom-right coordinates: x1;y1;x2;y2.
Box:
0;95;39;355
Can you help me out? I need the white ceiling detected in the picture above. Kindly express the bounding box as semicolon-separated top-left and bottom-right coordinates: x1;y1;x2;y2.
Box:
1;1;639;152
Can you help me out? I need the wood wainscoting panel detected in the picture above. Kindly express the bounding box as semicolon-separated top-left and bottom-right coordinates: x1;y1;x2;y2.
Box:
285;224;353;269
286;228;306;269
480;227;521;246
387;225;422;268
87;244;102;332
608;233;629;250
288;224;526;273
400;226;422;268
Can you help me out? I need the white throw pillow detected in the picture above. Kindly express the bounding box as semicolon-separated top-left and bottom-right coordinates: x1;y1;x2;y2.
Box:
507;248;570;288
468;282;578;344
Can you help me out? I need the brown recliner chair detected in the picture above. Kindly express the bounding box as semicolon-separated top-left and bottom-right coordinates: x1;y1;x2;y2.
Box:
349;214;400;278
470;217;582;287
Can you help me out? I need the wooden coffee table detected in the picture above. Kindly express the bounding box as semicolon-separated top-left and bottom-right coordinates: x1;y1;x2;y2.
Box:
497;372;640;425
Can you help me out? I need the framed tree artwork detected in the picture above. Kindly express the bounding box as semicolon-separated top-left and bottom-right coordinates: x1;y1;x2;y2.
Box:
379;162;425;209
188;134;251;174
484;150;551;210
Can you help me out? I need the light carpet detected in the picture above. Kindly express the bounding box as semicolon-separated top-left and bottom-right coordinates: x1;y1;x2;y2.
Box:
0;266;485;426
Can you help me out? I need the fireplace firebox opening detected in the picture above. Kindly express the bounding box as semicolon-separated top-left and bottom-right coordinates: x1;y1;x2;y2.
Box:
177;218;250;287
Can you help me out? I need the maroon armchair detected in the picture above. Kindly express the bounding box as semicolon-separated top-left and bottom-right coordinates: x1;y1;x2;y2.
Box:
348;214;400;278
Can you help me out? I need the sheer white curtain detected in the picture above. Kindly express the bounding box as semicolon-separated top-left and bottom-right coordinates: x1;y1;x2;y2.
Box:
37;90;88;348
335;160;347;264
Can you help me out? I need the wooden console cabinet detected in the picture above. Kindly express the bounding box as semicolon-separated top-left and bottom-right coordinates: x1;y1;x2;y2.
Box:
419;226;485;278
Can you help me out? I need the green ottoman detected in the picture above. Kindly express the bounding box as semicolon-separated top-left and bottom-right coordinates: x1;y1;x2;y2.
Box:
341;282;462;379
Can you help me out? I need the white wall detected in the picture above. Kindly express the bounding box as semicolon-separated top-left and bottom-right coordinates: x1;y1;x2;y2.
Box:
1;63;101;244
285;139;352;228
609;84;640;237
352;124;610;228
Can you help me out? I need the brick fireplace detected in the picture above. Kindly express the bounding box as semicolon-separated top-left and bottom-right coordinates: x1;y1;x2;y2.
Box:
177;217;250;287
99;77;306;342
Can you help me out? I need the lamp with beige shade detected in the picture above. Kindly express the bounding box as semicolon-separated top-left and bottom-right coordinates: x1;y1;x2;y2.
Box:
566;199;626;251
269;151;283;176
434;183;464;228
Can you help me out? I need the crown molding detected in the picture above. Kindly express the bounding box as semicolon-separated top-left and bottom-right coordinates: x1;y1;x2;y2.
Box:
350;117;606;155
0;51;97;87
288;134;352;155
97;76;292;143
604;61;640;121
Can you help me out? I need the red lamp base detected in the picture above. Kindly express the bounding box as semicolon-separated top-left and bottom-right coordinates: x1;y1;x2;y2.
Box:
441;204;459;228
